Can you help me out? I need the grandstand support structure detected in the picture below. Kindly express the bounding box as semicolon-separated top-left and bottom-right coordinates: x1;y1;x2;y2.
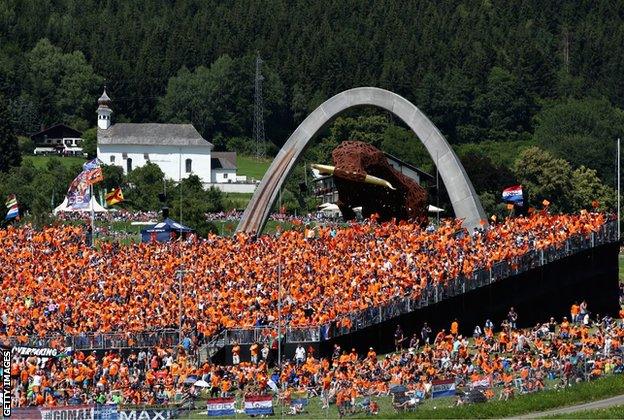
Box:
237;87;487;234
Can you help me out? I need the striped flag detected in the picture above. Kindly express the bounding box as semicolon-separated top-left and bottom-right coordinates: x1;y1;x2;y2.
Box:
206;397;235;416
432;378;456;398
5;194;19;220
502;185;523;204
244;395;273;416
105;187;124;206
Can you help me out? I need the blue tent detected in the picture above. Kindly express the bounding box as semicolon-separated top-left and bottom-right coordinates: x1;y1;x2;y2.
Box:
141;218;194;243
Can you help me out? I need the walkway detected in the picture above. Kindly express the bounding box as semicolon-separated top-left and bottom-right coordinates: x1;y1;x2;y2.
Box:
516;394;624;418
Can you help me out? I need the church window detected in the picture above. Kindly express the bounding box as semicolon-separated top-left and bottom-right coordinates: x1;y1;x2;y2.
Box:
185;159;192;173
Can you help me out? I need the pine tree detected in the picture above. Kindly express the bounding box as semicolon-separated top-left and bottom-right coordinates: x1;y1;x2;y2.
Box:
0;93;21;172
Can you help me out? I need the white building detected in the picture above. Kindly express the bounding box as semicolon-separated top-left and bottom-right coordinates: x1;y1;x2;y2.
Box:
96;89;244;188
211;152;237;183
32;124;84;156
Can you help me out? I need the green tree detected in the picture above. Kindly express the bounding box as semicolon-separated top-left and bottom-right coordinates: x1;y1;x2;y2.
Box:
570;166;615;212
18;136;35;154
0;93;21;172
126;163;166;211
512;147;573;212
100;164;125;193
168;175;223;236
159;54;284;141
533;98;624;186
81;127;97;158
459;151;514;196
471;67;534;142
24;39;103;127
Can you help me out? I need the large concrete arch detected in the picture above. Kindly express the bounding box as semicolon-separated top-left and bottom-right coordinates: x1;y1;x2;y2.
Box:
237;87;486;234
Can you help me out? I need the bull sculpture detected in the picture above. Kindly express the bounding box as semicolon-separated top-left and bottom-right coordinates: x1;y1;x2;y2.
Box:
312;141;428;224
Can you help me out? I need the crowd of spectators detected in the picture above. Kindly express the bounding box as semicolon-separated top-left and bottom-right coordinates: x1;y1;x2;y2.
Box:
8;308;624;409
55;209;328;224
0;211;609;344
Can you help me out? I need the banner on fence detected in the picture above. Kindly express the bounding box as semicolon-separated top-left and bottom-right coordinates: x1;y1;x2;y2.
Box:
12;346;58;368
94;404;119;419
10;407;42;419
470;375;492;389
40;404;94;420
244;395;273;416
206;397;236;417
118;408;176;420
431;378;456;398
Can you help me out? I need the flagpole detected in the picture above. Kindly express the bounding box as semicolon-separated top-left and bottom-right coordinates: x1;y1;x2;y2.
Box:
277;255;282;368
436;151;440;225
90;184;95;248
618;138;620;240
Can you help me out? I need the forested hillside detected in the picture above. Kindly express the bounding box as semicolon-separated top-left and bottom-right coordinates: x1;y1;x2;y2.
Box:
2;0;623;137
1;0;624;219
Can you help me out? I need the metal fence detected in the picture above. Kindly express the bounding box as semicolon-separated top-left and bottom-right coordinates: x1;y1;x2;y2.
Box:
7;222;619;351
5;330;180;351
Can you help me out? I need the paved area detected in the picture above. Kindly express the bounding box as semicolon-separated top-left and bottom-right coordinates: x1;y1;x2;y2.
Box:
516;394;624;418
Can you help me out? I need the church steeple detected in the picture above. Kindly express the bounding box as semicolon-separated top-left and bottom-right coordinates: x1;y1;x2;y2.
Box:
97;87;113;129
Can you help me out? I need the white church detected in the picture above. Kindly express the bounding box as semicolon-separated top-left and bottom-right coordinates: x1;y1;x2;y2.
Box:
96;89;251;191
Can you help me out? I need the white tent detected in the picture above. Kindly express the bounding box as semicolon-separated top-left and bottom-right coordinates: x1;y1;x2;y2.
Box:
318;202;342;217
427;205;445;213
53;196;108;215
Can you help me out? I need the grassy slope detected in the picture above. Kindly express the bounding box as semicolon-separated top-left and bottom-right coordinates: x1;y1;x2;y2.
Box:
236;155;271;181
182;375;624;419
392;374;624;419
23;155;86;169
547;404;624;419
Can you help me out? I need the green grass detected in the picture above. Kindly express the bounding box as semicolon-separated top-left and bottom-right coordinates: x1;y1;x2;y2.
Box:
236;155;271;181
23;155;86;169
391;374;624;419
180;375;624;419
619;254;624;282
223;192;253;210
547;405;624;419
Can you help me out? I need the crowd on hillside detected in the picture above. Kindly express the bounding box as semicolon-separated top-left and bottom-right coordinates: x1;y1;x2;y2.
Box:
54;209;328;224
8;307;624;409
0;211;609;345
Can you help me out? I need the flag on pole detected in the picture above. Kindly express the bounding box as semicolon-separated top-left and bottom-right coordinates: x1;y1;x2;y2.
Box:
5;194;19;220
66;171;91;210
502;185;523;205
105;187;124;206
83;159;103;185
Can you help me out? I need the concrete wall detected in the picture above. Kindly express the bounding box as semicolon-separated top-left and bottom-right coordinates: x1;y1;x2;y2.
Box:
97;144;212;183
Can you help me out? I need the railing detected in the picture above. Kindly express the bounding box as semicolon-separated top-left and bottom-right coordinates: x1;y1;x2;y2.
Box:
209;221;619;346
5;329;180;351
5;222;619;352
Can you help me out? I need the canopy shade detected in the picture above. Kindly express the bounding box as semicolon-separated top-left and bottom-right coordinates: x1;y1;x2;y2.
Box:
140;218;194;243
53;196;107;215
